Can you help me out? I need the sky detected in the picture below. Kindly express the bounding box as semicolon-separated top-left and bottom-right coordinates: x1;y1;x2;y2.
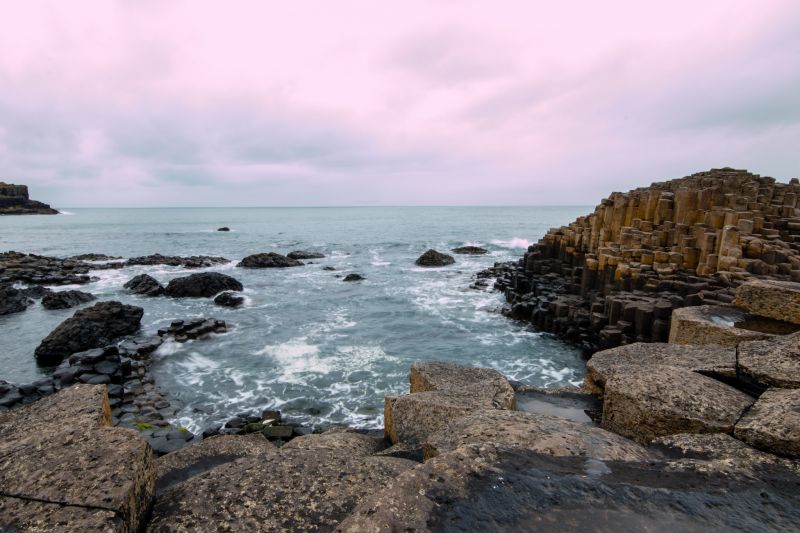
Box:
0;1;798;207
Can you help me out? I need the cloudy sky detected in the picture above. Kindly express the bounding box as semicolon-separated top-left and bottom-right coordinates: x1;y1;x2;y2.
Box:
1;1;798;207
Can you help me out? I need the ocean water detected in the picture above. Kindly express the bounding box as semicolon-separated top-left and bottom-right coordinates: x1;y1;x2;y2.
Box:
1;207;588;432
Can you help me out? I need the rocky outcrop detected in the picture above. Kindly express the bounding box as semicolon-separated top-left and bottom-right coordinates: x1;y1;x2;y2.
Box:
489;168;800;353
126;254;228;268
734;278;800;324
451;245;488;255
213;291;244;307
0;251;92;285
0;284;30;315
0;385;154;532
164;272;243;298
287;250;325;260
734;388;800;458
236;252;303;268
123;274;165;296
0;182;58;215
41;289;96;310
415;249;455;267
34;301;144;366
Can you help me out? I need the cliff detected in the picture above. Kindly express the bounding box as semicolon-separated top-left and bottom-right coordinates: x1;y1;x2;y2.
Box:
0;182;58;215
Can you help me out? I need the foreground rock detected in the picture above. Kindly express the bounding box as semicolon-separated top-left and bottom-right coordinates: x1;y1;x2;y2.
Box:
451;245;488;255
34;301;144;366
214;291;244;307
157;318;228;342
0;385;154;532
0;284;30;315
337;443;800;532
237;252;303;268
602;365;754;443
737;333;800;389
124;274;165;296
164;272;243;298
0;251;92;285
41;289;96;310
415;249;455;267
0;182;58;215
287;250;325;260
734;388;800;458
734;278;800;325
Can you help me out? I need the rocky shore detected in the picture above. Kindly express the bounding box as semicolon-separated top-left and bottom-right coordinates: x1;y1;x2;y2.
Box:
0;182;59;215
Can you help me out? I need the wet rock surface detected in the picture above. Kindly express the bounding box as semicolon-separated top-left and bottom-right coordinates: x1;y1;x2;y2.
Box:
287;250;325;259
126;253;229;268
34;301;144;366
668;304;790;347
415;249;455;267
451;245;489;254
0;251;92;285
164;272;243;298
237;252;303;268
124;273;165;296
343;273;365;282
41;289;96;310
0;284;31;315
214;291;244;307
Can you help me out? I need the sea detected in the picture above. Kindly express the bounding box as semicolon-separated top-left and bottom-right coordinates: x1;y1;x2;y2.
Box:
1;206;588;432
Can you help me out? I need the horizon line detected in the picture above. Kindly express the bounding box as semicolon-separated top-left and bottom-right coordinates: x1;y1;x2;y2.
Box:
53;204;594;210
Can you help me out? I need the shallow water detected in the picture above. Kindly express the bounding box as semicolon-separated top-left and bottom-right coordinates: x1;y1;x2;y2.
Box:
1;206;587;431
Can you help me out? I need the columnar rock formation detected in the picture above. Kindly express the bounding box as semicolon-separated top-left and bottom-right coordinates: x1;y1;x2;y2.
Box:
489;168;800;352
0;182;58;215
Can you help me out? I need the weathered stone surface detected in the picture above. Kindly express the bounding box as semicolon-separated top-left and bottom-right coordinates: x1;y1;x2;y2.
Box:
34;301;144;365
738;333;800;389
0;497;120;532
668;305;783;347
155;434;276;494
587;342;736;389
337;443;800;533
282;428;383;456
0;284;30;315
734;279;800;325
410;361;516;405
236;252;303;268
148;448;416;531
415;249;455;267
735;388;800;458
41;289;96;309
124;273;165;296
424;409;652;462
164;272;243;297
0;385;154;532
602;365;754;443
126;254;228;268
451;245;489;255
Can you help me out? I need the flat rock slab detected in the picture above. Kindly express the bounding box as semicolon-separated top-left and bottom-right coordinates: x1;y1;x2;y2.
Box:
410;361;516;406
282;428;384;456
337;444;800;533
734;279;800;325
738;333;800;389
0;496;120;532
735;388;800;459
148;449;416;531
423;409;652;462
0;385;154;532
155;434;277;494
587;342;736;389
668;305;779;347
602;365;754;444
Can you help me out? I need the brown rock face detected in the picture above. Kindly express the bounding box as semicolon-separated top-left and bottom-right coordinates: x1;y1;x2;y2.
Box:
668;304;788;347
737;333;800;389
601;365;755;444
734;279;800;325
734;388;800;458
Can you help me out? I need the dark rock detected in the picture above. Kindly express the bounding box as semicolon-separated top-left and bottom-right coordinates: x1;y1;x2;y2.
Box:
236;252;303;268
0;251;92;286
261;425;293;439
165;272;243;298
18;285;52;299
0;182;59;215
34;301;143;366
123;274;165;296
415;249;455;267
217;227;230;231
69;253;122;261
40;290;95;310
126;253;228;268
323;266;336;271
0;284;30;315
343;273;365;282
214;291;244;307
451;245;489;255
287;250;325;260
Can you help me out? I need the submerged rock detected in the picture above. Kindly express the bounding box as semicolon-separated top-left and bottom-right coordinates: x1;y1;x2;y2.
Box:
451;245;489;255
237;252;303;268
415;249;455;267
343;273;365;282
40;289;95;310
287;250;325;260
164;272;243;298
214;291;244;307
34;301;143;366
124;273;165;297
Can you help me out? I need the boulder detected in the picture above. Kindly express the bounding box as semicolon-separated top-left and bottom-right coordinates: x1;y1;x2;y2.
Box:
147;448;416;531
287;250;325;260
734;279;800;325
737;333;800;389
602;365;754;443
586;342;736;390
423;409;652;462
164;272;243;298
34;301;143;366
217;227;230;231
734;388;800;458
451;245;489;255
41;289;96;310
236;252;303;268
123;274;165;296
0;385;154;532
0;284;29;315
337;443;800;533
415;249;455;267
282;428;383;456
343;273;365;282
213;291;245;307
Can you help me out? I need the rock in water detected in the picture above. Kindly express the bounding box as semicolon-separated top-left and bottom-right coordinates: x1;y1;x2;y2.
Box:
451;245;489;255
214;291;245;307
34;301;144;366
0;284;30;315
236;252;303;268
415;249;455;267
343;273;365;282
40;290;96;310
287;250;325;260
124;273;165;296
164;272;244;298
217;227;230;231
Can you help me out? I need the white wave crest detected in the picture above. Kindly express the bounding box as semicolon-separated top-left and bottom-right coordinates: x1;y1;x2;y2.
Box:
491;238;531;249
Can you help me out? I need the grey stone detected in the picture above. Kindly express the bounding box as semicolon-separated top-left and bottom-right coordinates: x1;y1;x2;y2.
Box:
734;388;800;459
738;333;800;389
